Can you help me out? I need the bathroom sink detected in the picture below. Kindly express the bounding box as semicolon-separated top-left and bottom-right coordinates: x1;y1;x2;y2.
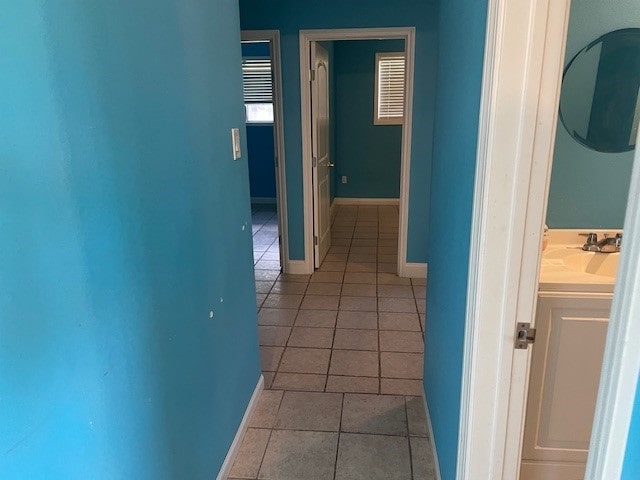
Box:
563;252;620;278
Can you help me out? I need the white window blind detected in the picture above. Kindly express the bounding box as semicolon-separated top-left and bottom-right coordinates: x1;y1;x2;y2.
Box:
375;52;406;125
242;58;273;103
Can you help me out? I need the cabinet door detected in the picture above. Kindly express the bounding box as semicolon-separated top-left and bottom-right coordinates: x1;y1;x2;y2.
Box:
520;293;612;480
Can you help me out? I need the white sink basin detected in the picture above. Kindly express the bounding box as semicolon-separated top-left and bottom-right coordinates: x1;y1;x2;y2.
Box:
563;252;620;278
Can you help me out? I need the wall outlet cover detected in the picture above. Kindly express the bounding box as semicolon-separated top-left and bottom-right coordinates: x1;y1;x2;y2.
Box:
341;176;348;184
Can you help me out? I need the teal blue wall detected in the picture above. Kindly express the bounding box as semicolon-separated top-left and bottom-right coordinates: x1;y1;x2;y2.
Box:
547;0;638;228
423;0;487;479
0;2;260;479
622;380;640;479
334;40;404;199
239;0;438;262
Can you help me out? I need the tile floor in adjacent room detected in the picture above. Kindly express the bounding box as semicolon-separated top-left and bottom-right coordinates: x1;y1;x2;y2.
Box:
231;205;436;480
252;203;281;271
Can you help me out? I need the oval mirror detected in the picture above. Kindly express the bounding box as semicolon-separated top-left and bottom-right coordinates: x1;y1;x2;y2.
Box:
559;28;640;153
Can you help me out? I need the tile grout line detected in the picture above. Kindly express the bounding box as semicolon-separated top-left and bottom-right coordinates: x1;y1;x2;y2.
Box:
377;308;383;395
266;287;303;383
376;210;383;396
261;322;421;333
405;396;416;480
323;309;338;392
332;393;345;480
416;290;426;339
253;421;273;479
261;427;425;438
252;385;286;480
271;277;313;388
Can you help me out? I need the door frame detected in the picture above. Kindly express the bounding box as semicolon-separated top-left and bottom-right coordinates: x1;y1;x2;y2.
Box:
241;30;291;272
459;0;640;479
299;27;416;275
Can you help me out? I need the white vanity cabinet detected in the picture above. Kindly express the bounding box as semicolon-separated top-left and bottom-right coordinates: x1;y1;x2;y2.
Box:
520;291;612;480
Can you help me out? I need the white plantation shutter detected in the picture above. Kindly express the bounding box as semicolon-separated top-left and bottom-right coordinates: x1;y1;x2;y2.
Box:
242;58;273;103
242;57;274;123
375;52;406;125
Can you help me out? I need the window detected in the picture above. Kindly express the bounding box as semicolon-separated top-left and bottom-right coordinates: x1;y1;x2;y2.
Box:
242;58;274;123
374;52;406;125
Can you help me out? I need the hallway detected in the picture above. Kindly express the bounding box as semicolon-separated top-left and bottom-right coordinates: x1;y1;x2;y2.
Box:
229;205;436;479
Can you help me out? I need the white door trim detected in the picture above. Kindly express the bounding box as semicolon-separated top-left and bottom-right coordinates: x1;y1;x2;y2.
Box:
241;30;291;273
458;2;548;477
460;0;640;479
299;27;416;275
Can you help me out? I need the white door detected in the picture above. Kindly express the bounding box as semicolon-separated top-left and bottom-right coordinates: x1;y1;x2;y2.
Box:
310;42;332;268
520;293;612;480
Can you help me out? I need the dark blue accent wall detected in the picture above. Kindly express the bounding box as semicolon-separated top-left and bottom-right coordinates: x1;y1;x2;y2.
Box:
0;1;260;478
242;42;277;200
424;0;487;479
334;40;404;199
247;125;277;199
239;0;438;263
242;42;270;57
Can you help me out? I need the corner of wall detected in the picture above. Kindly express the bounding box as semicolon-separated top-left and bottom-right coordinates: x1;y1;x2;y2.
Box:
216;375;265;479
423;391;444;480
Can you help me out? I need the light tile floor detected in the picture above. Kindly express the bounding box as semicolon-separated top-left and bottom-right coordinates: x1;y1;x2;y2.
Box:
252;204;281;271
232;205;436;480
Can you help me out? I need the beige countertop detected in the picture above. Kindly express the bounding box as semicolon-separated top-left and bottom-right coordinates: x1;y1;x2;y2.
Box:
539;230;621;294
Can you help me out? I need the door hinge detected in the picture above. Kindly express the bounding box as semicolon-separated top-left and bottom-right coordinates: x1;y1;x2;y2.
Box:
515;322;537;349
310;69;316;82
312;156;317;167
314;235;318;246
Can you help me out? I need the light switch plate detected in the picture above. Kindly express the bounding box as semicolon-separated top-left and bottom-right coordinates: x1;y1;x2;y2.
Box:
231;128;241;160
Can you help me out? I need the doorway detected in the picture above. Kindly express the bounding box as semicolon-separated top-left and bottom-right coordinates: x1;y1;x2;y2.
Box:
309;39;406;270
518;4;639;476
241;30;289;275
299;28;417;277
458;1;640;479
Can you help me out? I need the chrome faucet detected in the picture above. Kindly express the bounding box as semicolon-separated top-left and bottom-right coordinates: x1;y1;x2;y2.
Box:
580;232;622;253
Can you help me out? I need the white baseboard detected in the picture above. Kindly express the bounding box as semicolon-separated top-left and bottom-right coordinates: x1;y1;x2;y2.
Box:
286;260;312;275
423;391;443;480
333;197;400;206
216;374;264;480
400;262;428;279
250;197;277;204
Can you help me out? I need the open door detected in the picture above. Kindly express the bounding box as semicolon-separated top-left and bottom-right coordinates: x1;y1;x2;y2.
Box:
241;30;289;273
310;42;332;268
